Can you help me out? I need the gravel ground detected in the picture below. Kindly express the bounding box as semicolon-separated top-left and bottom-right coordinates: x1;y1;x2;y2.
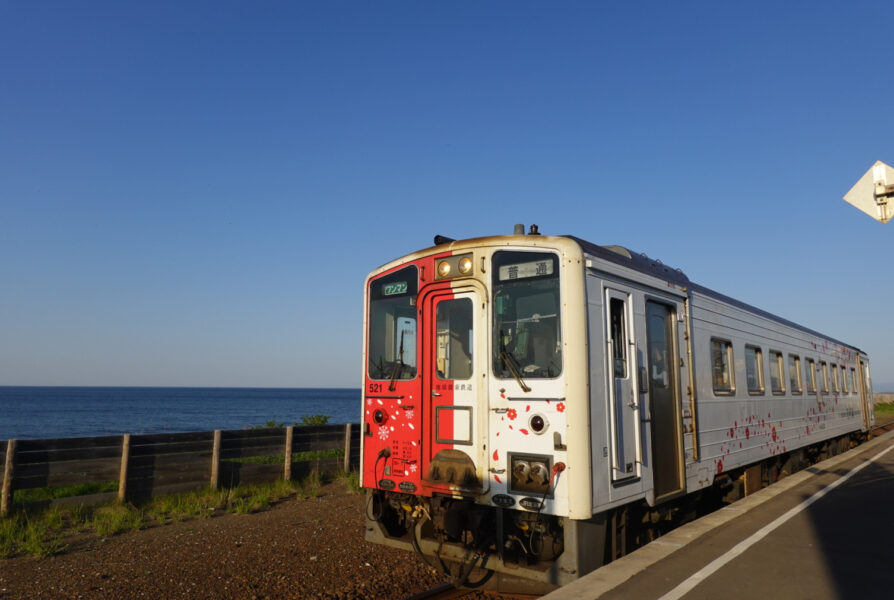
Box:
0;481;517;600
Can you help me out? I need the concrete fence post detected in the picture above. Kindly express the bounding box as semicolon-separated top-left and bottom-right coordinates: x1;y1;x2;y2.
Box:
117;434;131;502
343;423;352;472
284;426;294;481
1;439;16;517
210;430;222;489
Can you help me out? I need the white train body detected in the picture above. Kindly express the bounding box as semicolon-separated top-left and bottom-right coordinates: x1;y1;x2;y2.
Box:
361;231;874;586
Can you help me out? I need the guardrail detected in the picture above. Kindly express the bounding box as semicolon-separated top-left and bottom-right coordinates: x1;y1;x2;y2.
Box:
0;424;360;516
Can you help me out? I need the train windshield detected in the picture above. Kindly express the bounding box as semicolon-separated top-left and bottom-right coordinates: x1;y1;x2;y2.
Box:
492;251;562;379
368;266;418;381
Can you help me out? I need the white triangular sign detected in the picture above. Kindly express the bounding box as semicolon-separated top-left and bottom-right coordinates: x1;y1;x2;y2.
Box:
844;160;894;224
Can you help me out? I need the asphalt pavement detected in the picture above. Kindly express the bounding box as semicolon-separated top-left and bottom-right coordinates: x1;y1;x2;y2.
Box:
543;430;894;600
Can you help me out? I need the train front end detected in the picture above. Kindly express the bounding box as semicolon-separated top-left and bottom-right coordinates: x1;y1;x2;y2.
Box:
361;231;594;586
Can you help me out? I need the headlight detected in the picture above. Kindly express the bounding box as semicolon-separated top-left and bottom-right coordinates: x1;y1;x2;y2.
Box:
509;453;553;496
530;462;549;486
434;253;473;279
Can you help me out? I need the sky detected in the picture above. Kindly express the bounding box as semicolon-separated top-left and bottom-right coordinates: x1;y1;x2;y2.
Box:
1;1;893;390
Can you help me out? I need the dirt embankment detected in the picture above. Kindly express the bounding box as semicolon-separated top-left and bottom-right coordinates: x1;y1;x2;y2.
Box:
0;482;459;600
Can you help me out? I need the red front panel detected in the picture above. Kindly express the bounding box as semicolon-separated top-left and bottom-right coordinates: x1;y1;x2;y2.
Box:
363;253;452;495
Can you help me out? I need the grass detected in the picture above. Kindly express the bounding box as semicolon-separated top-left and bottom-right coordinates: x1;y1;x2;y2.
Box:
223;448;344;465
250;415;331;429
0;511;68;558
875;401;894;416
0;470;347;559
13;481;118;504
337;470;362;494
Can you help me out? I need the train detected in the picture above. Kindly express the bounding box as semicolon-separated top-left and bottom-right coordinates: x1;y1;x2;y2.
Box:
360;225;874;590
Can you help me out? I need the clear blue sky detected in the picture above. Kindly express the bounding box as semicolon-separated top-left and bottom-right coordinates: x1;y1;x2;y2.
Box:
2;2;892;390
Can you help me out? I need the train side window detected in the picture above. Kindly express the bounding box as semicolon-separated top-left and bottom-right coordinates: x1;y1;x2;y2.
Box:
820;362;829;393
770;351;785;394
745;345;764;395
850;367;858;394
788;354;802;394
840;365;848;394
805;358;817;393
711;338;735;395
609;298;627;378
830;363;839;393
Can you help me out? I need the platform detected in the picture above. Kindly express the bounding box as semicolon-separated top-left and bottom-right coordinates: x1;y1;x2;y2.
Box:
543;430;894;600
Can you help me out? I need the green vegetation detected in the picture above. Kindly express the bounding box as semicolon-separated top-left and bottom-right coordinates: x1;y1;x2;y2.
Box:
223;447;344;465
251;415;331;429
0;470;355;559
13;481;118;504
0;511;68;558
92;504;144;536
875;402;894;423
338;469;362;494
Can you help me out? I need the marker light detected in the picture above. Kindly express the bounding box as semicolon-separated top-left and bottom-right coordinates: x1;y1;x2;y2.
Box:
529;414;547;434
437;261;451;278
458;256;473;274
373;409;387;425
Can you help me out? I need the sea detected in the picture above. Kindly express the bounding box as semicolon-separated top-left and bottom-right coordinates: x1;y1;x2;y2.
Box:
0;387;361;441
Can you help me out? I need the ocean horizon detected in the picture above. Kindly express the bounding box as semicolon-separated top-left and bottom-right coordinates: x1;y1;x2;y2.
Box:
0;386;362;441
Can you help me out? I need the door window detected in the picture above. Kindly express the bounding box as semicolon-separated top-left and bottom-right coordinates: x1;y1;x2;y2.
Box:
435;298;473;380
610;298;628;378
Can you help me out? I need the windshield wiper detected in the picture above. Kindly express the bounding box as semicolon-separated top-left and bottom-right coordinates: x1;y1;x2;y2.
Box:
500;329;531;392
389;330;405;391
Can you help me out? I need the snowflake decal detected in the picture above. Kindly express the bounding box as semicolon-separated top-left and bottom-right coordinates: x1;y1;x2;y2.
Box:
366;398;373;406
507;408;518;421
404;409;415;420
556;402;566;413
409;463;418;473
377;426;390;441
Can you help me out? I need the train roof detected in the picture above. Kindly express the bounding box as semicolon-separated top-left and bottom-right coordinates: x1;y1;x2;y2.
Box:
565;235;864;355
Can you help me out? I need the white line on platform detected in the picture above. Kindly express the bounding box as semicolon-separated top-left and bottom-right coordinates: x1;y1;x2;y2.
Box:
657;443;894;600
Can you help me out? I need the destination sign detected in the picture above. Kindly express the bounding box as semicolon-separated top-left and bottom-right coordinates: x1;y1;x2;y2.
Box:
383;281;408;296
498;260;553;281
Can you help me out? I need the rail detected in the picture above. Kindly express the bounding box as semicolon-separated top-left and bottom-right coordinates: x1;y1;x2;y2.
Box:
400;583;466;600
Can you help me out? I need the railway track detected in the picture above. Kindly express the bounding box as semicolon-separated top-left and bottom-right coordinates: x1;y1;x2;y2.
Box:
400;582;543;600
871;419;894;435
399;582;472;600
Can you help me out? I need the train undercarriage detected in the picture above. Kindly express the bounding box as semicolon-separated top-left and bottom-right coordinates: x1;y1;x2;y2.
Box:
364;431;871;593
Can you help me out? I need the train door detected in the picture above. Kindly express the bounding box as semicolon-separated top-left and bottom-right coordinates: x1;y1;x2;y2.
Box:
645;300;684;499
420;286;488;493
606;288;640;481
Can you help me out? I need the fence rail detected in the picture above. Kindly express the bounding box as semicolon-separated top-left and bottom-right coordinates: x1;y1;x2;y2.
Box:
0;424;361;516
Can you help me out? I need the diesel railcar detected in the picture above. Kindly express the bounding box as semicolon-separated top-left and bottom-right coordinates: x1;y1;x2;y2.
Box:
360;226;874;588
